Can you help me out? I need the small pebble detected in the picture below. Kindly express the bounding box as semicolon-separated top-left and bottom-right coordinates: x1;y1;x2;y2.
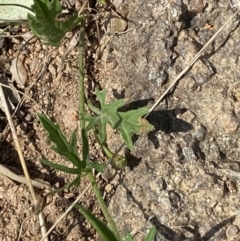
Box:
188;0;205;13
224;116;238;135
105;184;113;193
226;225;239;237
24;113;32;122
20;122;28;134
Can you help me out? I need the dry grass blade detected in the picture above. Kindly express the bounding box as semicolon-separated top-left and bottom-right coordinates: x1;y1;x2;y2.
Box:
145;7;240;118
0;85;49;241
78;0;90;15
0;164;50;189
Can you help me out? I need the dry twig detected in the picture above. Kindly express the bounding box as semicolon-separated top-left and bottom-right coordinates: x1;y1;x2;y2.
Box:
0;164;50;189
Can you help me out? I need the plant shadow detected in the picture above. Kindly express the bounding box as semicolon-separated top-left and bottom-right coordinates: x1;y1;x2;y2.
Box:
146;109;193;149
121;178;235;241
152;215;235;241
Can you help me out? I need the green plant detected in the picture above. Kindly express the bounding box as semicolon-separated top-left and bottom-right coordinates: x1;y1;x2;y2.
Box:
38;93;155;240
82;88;154;149
28;0;156;240
27;0;81;46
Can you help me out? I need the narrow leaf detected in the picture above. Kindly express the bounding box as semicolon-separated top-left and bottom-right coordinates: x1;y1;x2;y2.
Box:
38;114;84;168
98;120;107;144
41;159;81;174
83;116;99;132
70;129;78;155
143;227;157;241
82;129;89;162
86;98;101;115
74;203;119;241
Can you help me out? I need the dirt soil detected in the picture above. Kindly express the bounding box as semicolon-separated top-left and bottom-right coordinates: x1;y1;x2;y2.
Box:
0;0;240;241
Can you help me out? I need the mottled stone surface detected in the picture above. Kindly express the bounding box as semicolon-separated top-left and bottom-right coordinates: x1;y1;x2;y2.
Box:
98;0;240;240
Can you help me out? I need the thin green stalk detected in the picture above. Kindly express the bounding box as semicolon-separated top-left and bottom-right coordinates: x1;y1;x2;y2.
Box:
78;16;121;240
93;131;113;159
79;17;86;130
88;171;121;240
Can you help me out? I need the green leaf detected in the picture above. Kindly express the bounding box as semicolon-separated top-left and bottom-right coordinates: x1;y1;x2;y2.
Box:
27;0;81;46
86;161;106;173
117;107;154;149
38;114;85;169
70;129;78;155
143;227;157;241
82;89;154;149
82;129;89;162
74;203;119;241
122;232;134;241
96;89;125;118
82;89;125;143
84;115;100;132
41;158;81;174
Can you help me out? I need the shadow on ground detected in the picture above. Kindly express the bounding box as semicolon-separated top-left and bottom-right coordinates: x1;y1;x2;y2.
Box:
153;215;235;241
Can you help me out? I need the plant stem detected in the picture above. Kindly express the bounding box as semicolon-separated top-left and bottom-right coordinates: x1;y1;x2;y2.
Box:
78;16;120;240
88;171;121;240
79;17;86;130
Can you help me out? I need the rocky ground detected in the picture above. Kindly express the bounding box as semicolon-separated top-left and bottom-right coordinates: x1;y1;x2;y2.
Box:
0;0;240;240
